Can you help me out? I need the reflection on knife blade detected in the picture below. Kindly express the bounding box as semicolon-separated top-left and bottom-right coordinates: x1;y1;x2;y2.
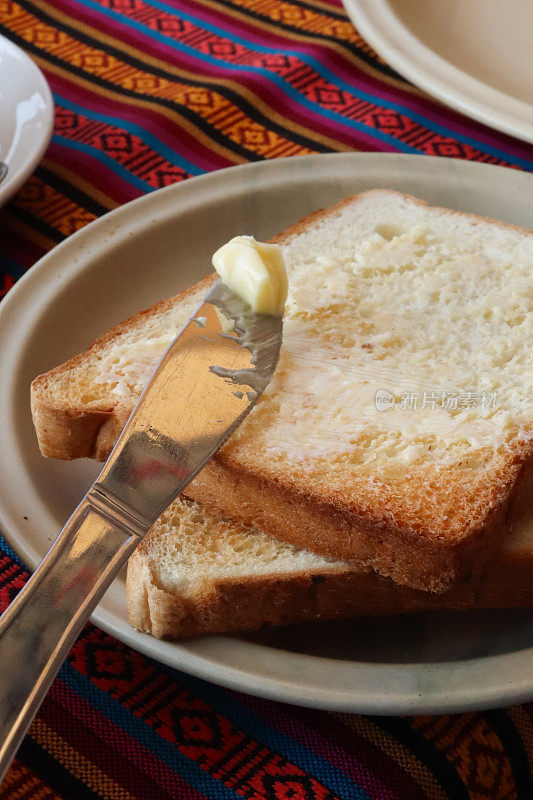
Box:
0;234;287;783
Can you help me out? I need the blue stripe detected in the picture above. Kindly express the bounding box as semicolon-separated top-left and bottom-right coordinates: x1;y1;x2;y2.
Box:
59;661;243;800
0;533;366;800
0;253;26;281
51;135;154;193
0;536;26;568
154;661;369;800
53;92;204;177
145;0;533;170
0;535;363;800
76;0;533;169
74;0;412;153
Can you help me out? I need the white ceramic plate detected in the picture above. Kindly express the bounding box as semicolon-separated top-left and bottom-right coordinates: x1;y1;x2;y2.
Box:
0;154;532;714
0;33;54;207
344;0;533;143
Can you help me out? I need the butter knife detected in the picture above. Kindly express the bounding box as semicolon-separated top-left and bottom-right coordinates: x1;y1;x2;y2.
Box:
0;279;282;779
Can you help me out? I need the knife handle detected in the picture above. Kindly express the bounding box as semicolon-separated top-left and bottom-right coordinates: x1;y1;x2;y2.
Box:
0;499;139;780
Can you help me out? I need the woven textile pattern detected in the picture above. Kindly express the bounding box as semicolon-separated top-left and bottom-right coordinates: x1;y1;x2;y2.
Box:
0;0;533;797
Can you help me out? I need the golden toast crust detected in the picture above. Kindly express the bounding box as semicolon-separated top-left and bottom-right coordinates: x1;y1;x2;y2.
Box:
31;191;533;592
127;487;533;639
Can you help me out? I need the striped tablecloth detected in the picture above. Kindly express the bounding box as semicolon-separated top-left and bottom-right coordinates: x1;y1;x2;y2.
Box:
1;1;533;797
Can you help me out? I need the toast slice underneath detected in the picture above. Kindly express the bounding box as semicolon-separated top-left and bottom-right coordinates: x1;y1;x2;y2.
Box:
32;191;533;592
127;467;533;639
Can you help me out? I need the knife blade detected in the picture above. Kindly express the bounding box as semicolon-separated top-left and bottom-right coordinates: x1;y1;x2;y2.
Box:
0;278;282;778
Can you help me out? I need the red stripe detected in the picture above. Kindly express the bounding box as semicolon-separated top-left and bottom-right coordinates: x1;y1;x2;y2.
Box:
47;140;142;205
39;679;208;800
47;68;234;172
168;0;533;158
51;103;191;190
69;627;343;800
238;692;431;800
45;0;388;152
68;0;526;163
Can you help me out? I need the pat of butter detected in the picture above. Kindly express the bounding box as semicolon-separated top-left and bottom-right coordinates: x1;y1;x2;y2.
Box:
212;235;288;316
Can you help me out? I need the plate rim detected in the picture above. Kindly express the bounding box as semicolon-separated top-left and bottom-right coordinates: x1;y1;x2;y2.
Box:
1;152;532;715
0;33;54;207
343;0;533;144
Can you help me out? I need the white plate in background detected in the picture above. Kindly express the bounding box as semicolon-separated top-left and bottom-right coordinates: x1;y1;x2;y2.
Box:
0;153;532;714
344;0;533;143
0;33;54;207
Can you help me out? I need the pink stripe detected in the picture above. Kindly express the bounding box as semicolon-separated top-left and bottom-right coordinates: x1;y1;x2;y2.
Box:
88;0;530;161
153;0;398;103
41;679;207;799
47;140;142;205
48;69;233;173
235;692;428;800
47;0;401;153
350;81;533;159
109;0;398;151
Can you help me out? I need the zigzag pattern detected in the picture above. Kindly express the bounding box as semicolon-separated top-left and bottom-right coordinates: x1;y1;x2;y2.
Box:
70;628;339;799
0;0;532;796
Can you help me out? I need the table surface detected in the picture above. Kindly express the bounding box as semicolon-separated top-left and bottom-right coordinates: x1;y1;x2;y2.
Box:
1;0;532;798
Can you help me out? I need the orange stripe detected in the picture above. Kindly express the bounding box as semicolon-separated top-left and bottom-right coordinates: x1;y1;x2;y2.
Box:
0;758;62;800
228;0;376;50
38;54;247;167
2;211;58;252
177;0;419;94
30;718;141;800
4;0;359;155
4;0;321;159
15;176;97;236
287;0;350;14
40;158;120;212
412;714;517;800
331;712;450;800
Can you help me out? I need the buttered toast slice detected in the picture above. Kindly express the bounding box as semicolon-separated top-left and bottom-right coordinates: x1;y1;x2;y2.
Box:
32;191;533;591
127;474;533;639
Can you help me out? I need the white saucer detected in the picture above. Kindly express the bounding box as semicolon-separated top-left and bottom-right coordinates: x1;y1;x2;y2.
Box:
0;153;532;714
0;34;54;207
344;0;533;143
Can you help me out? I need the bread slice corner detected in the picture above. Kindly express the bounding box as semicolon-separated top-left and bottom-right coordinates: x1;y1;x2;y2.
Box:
30;276;216;460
